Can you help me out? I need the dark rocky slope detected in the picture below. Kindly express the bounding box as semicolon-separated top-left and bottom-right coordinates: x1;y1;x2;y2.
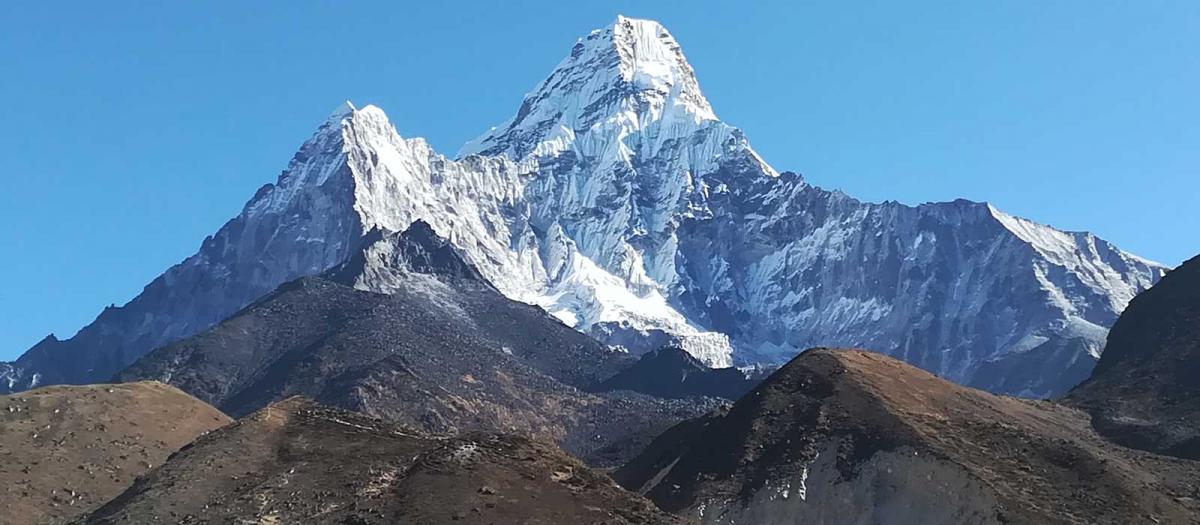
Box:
593;346;759;400
117;222;717;465
615;348;1200;525
0;382;230;525
1067;254;1200;459
80;397;681;525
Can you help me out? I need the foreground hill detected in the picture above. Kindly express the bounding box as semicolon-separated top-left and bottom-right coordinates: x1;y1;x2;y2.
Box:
1067;254;1200;459
80;397;680;525
0;382;229;525
118;222;717;465
615;348;1200;524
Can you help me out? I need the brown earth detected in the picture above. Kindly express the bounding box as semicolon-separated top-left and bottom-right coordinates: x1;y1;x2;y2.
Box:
80;397;681;525
615;348;1200;524
0;381;230;525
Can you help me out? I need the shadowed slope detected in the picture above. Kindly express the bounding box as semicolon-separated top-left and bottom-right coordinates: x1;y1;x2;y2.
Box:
593;346;759;400
1068;254;1200;459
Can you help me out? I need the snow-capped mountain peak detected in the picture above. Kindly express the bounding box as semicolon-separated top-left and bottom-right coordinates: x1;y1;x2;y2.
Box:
326;100;357;123
459;15;718;162
608;15;713;113
0;16;1166;398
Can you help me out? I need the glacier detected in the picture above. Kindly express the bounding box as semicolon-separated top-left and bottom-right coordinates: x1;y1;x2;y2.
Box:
1;15;1165;397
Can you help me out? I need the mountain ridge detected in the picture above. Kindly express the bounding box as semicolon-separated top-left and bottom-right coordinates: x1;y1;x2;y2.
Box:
115;222;718;466
1;15;1165;397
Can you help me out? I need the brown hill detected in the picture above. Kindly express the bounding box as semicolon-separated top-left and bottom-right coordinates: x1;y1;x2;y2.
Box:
80;397;680;525
0;381;230;525
615;348;1200;524
1067;254;1200;459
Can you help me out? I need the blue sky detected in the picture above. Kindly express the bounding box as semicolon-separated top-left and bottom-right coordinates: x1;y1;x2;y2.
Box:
1;1;1197;360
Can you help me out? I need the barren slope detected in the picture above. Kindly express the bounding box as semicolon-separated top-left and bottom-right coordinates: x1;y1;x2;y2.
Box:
0;381;229;525
81;397;680;525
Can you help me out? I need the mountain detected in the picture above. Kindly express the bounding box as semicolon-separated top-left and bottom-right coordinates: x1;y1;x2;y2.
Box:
1067;254;1200;459
613;348;1200;524
80;397;681;525
0;381;229;525
594;345;759;400
2;16;1165;397
116;222;717;466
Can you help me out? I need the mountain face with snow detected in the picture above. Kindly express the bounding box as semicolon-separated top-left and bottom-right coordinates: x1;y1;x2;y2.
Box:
2;16;1165;397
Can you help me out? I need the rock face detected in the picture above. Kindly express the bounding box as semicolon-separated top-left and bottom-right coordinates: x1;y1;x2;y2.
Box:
80;397;681;525
614;348;1200;525
593;346;759;400
0;381;230;525
1067;254;1200;459
1;16;1165;397
116;222;717;466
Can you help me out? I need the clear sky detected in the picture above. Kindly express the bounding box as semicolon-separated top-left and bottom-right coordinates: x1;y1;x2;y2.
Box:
1;2;1197;360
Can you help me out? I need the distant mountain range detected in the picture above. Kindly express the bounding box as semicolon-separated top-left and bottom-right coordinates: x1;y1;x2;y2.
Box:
0;15;1166;399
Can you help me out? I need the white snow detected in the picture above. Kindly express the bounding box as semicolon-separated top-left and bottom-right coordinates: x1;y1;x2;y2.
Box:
989;205;1166;312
